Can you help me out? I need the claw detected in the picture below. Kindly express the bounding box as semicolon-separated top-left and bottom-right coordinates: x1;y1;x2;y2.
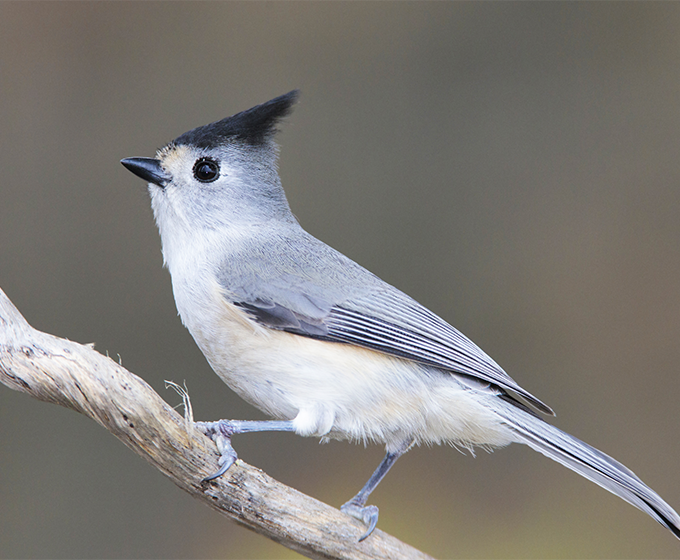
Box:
341;501;380;541
196;420;239;482
194;419;297;482
338;443;411;541
201;442;237;482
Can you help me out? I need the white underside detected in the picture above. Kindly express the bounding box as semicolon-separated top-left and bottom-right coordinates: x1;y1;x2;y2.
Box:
179;279;516;453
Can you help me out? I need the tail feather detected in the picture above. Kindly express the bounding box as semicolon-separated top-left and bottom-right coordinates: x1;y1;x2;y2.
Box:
492;400;680;539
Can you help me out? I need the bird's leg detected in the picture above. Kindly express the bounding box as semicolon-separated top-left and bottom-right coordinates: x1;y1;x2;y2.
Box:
341;439;413;541
196;419;296;482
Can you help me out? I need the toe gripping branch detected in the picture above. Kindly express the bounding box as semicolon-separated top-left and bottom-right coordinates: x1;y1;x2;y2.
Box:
341;501;381;542
195;419;296;482
341;439;414;541
196;419;412;542
196;420;239;481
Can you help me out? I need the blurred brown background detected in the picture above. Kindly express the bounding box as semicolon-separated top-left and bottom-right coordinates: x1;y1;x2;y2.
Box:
1;3;679;558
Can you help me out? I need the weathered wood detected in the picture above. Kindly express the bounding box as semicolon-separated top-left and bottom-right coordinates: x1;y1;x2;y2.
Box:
0;287;434;560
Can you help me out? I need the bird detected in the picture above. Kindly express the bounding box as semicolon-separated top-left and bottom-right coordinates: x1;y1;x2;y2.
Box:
121;90;680;543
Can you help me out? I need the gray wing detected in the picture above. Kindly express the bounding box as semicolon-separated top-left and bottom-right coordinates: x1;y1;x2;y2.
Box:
221;231;554;416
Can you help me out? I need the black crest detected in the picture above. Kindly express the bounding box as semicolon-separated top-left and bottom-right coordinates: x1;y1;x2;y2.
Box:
173;90;299;149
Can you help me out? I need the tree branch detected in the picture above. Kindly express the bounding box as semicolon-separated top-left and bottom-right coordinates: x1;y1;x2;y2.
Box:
0;287;433;560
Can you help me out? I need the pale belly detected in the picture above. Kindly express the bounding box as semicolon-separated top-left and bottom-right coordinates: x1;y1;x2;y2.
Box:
181;284;515;453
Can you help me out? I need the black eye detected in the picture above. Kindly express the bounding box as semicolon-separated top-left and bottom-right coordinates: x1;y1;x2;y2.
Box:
193;158;220;183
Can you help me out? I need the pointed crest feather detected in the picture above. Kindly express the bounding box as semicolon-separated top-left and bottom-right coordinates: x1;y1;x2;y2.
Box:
172;90;299;148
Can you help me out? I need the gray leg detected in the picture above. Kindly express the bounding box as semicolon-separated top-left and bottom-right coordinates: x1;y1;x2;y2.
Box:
196;419;296;481
341;439;413;541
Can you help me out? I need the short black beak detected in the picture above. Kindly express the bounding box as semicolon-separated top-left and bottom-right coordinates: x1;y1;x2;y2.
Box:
120;157;170;187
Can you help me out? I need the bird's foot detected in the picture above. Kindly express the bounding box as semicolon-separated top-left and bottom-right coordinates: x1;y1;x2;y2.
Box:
195;420;240;482
341;499;380;542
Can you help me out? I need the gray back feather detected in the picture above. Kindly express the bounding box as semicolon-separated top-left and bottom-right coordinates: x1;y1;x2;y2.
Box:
217;225;553;415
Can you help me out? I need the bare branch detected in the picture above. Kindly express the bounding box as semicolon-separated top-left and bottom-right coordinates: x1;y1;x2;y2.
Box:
0;287;434;560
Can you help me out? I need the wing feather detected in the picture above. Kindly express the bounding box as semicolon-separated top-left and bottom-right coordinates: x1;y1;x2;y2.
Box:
234;285;553;416
222;230;552;415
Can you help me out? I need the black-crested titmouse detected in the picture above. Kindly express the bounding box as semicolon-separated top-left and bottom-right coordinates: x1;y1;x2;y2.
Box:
121;91;680;542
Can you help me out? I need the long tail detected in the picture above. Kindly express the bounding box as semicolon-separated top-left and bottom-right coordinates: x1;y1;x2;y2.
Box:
491;399;680;539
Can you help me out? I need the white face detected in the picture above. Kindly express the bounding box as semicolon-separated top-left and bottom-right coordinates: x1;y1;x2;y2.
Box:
148;139;293;275
151;144;241;232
